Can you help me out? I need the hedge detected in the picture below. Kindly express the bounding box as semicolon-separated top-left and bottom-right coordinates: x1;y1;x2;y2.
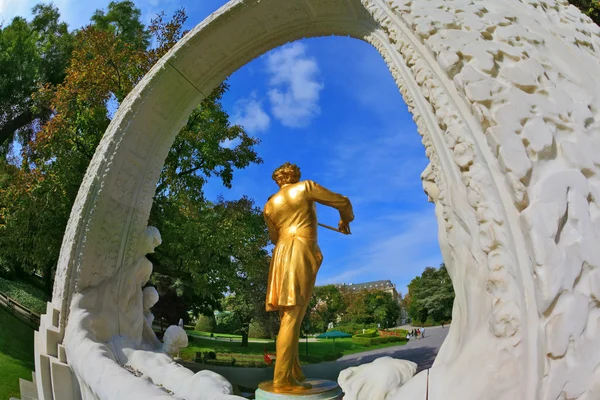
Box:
327;322;378;335
0;277;47;314
351;336;404;346
352;329;378;338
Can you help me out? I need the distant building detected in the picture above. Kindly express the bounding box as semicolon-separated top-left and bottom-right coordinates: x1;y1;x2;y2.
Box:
329;280;401;302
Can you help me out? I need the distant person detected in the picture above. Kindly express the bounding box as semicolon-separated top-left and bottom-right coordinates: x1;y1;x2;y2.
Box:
421;328;426;339
441;322;445;328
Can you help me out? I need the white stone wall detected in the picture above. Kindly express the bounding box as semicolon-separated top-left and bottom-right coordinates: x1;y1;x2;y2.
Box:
25;0;600;399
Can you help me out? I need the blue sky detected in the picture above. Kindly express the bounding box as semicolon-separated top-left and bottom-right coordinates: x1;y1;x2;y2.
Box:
1;0;443;296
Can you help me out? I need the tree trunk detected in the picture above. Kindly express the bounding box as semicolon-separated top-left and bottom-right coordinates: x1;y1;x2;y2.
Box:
0;109;36;146
11;263;24;280
241;323;249;347
44;262;54;297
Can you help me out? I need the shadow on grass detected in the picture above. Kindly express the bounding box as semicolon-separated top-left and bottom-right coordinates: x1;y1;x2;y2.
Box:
0;307;35;366
0;307;35;399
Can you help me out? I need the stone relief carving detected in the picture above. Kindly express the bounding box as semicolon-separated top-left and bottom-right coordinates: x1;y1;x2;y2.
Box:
338;357;417;400
364;1;600;399
56;226;243;399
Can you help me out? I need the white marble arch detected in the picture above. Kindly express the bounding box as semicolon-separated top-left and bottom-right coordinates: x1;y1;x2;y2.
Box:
23;0;600;399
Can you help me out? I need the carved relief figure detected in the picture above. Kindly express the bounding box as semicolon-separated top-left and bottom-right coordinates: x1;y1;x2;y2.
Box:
263;162;354;391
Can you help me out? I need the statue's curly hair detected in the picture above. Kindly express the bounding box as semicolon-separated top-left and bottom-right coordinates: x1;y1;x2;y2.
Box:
272;162;301;186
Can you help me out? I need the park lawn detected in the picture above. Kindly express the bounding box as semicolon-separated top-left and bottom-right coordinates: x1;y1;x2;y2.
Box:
0;307;35;400
187;330;246;339
180;334;407;365
186;330;272;342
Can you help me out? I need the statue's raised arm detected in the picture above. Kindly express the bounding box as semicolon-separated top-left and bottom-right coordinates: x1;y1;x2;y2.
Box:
304;180;354;234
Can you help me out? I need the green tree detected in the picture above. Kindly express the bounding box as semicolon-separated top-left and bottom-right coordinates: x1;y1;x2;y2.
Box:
305;285;345;332
340;289;370;325
208;197;271;347
90;1;150;51
0;1;154;293
569;0;600;26
0;3;263;306
0;4;73;150
407;264;454;324
335;287;400;328
364;290;400;328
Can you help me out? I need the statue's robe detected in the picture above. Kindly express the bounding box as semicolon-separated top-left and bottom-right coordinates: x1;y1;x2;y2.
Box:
263;180;354;312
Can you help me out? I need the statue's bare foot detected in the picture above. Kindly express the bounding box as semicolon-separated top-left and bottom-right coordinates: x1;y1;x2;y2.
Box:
295;379;311;389
293;369;306;382
273;379;312;392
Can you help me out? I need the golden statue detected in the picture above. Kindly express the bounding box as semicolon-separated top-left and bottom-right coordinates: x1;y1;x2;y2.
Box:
262;162;354;392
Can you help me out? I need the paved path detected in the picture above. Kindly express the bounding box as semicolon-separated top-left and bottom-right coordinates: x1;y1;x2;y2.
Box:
337;325;449;373
182;326;449;389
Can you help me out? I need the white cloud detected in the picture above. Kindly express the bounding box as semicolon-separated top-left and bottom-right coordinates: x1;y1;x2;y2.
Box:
230;95;270;134
0;0;35;23
220;138;241;149
318;208;442;296
266;42;323;128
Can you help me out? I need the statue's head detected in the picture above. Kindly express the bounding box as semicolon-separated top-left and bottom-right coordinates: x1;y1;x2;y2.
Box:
143;286;159;310
272;162;301;187
142;226;162;255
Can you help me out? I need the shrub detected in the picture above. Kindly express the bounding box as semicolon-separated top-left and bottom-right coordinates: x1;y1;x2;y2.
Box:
352;336;404;346
353;329;378;338
0;277;47;314
249;320;272;339
195;314;216;332
351;337;373;346
329;322;378;335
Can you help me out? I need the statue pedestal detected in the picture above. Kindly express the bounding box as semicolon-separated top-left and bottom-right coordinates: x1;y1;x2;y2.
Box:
255;380;343;400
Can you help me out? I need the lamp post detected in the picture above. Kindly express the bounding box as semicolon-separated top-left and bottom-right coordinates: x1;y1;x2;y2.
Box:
304;320;310;358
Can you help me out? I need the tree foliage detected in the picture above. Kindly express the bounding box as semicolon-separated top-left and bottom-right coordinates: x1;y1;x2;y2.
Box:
569;0;600;26
0;0;264;319
406;264;454;324
306;284;346;332
0;4;73;150
149;196;268;332
300;285;402;333
194;314;216;333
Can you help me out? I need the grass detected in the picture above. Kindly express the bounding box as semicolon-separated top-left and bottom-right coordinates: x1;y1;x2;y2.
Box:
186;330;272;342
187;330;247;339
180;333;407;366
0;277;48;314
0;307;35;400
